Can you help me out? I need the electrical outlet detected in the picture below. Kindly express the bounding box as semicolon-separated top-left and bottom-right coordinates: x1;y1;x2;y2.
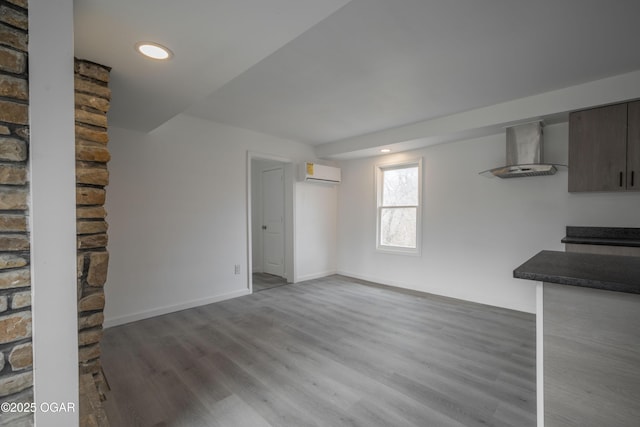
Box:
234;264;240;275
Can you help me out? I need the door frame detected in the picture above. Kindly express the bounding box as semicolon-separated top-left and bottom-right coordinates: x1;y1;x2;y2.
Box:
246;151;296;293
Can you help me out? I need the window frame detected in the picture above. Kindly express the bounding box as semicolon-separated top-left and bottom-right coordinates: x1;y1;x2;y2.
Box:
375;158;423;256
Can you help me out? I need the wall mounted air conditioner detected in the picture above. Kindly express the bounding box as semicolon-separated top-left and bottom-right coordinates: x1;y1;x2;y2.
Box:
300;162;341;184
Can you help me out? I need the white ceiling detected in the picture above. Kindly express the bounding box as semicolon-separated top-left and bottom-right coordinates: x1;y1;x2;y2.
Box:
73;0;351;132
75;0;640;152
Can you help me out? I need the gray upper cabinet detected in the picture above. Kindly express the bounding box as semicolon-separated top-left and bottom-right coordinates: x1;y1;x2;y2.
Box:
569;103;629;192
628;101;640;191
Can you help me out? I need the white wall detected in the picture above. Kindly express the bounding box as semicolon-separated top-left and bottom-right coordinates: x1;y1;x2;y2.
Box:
337;122;640;313
104;114;337;326
29;1;79;425
295;181;338;281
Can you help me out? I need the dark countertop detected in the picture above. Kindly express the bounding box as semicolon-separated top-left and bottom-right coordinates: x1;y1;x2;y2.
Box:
514;250;640;294
562;226;640;247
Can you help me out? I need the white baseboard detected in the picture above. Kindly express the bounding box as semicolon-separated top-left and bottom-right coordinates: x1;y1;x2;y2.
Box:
336;270;412;289
295;270;337;282
104;288;251;328
337;270;535;314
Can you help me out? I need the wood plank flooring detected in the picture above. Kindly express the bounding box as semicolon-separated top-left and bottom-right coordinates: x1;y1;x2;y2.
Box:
102;275;536;427
252;273;288;292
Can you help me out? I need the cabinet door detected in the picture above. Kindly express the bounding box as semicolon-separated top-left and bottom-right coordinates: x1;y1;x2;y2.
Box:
569;103;628;192
628;101;640;192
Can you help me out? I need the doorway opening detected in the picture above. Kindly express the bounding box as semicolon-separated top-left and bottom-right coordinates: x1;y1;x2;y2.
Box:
247;153;295;293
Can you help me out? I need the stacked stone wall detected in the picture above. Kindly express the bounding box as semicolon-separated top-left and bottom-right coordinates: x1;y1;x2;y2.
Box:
74;59;111;400
0;0;32;424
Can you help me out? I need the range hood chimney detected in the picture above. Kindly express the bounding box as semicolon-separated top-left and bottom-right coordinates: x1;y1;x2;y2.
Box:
480;121;566;178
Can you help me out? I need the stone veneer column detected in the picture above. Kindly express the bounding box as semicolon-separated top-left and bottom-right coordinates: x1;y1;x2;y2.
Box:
0;0;33;425
74;58;111;425
0;3;112;422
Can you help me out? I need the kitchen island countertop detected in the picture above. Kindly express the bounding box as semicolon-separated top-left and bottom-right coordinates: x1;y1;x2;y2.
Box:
513;250;640;294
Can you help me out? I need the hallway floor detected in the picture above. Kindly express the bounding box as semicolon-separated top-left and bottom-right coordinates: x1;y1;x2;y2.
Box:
252;272;288;292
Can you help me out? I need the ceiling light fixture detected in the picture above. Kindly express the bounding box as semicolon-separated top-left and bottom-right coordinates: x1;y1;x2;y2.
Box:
380;148;391;153
135;42;173;60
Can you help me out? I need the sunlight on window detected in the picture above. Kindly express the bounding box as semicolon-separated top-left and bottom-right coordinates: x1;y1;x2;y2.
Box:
377;161;421;253
380;207;417;248
382;167;418;206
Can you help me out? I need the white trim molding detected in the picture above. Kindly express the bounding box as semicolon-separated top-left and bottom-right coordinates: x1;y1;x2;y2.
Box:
104;289;251;328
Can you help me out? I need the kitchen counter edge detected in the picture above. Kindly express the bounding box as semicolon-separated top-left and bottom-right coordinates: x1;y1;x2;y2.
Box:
513;250;640;295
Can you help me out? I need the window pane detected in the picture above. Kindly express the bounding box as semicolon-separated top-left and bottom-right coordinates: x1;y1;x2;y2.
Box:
380;207;417;248
382;166;418;206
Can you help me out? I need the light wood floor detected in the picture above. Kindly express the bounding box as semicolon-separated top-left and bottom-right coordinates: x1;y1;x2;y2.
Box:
102;275;536;427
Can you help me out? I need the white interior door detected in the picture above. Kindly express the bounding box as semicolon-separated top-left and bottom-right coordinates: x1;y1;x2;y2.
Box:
262;167;285;277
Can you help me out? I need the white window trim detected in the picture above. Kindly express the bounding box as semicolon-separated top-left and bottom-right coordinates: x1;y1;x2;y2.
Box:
375;157;423;256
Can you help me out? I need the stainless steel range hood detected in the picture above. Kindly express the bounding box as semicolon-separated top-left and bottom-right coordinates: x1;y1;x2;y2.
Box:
480;121;566;178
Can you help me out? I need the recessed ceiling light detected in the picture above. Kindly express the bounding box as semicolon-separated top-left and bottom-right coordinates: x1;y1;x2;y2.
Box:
135;42;173;60
380;148;391;153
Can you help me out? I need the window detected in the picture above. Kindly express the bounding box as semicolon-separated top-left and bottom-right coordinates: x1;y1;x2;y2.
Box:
376;159;422;254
